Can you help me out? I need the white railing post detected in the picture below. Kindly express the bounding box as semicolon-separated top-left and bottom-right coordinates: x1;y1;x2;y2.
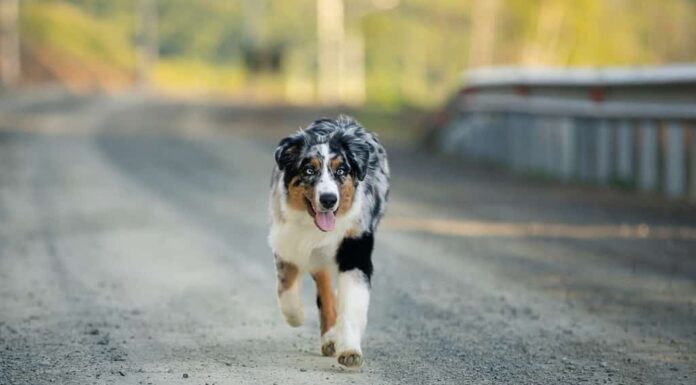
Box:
596;119;611;184
639;121;658;192
616;120;634;185
690;128;696;201
559;117;575;181
665;122;685;198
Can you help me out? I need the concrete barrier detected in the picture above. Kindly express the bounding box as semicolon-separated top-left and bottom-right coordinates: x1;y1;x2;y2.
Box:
431;65;696;201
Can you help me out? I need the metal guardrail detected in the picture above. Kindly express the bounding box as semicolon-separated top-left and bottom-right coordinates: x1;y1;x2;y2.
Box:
431;65;696;201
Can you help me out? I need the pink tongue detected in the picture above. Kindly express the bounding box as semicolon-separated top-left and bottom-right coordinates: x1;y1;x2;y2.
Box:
314;211;336;232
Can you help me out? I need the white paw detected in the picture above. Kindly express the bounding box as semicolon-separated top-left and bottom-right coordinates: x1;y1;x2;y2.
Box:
278;291;304;327
337;349;363;367
321;327;337;356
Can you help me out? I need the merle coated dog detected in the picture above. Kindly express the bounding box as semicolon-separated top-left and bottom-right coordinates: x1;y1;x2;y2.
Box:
269;116;389;367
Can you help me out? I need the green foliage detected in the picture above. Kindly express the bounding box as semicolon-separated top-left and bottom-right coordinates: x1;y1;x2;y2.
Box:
21;0;135;71
152;58;245;95
156;0;243;62
18;0;696;106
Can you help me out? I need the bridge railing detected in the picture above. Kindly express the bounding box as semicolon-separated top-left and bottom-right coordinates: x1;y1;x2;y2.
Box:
430;65;696;201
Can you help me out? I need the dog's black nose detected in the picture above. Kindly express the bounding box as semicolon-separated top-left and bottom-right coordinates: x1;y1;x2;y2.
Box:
319;193;338;209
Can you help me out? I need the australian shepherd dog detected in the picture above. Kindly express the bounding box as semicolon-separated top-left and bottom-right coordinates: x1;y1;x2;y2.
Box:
269;116;390;367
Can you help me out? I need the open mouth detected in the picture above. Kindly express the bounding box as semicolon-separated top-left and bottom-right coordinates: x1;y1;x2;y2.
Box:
305;198;337;232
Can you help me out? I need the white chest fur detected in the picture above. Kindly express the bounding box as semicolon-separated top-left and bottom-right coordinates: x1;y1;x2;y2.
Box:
269;210;349;272
269;186;363;272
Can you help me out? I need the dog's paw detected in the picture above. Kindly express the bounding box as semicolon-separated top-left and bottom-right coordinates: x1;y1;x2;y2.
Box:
321;340;335;356
279;292;304;327
320;327;337;356
337;350;363;367
280;303;304;326
282;310;304;327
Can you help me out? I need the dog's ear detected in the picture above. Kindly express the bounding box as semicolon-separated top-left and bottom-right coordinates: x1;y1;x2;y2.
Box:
341;135;370;181
274;134;305;171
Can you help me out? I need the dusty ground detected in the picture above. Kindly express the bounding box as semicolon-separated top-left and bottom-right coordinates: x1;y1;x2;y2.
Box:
0;93;694;385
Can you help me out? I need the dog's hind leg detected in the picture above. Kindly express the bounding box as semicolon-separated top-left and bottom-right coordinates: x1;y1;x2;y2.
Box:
334;233;374;367
275;256;304;327
312;268;337;356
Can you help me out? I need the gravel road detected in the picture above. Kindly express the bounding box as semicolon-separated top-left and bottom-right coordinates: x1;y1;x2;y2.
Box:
0;94;694;384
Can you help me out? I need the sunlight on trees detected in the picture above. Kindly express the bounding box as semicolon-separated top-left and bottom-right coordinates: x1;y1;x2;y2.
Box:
9;0;696;106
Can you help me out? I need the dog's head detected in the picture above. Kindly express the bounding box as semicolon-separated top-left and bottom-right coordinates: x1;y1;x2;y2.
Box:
274;116;370;232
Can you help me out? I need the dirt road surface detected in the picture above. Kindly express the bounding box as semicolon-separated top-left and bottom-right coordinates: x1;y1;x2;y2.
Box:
1;93;694;384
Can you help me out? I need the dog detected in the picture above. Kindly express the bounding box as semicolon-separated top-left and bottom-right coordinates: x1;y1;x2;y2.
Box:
268;115;389;367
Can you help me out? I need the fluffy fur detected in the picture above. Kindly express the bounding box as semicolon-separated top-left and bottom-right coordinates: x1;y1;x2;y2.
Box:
269;115;389;367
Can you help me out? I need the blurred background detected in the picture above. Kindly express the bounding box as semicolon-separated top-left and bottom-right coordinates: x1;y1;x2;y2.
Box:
2;0;696;106
1;1;696;384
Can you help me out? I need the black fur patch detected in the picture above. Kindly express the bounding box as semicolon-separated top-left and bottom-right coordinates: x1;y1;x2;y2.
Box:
275;134;306;188
335;232;374;282
274;135;304;170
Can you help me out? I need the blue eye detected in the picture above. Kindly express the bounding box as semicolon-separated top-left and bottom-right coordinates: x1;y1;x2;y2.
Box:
336;167;346;176
303;166;315;176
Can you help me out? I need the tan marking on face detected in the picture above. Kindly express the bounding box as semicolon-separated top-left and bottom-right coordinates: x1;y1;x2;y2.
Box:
310;157;322;170
330;157;342;172
276;258;300;296
286;157;322;213
286;175;316;212
329;156;356;216
312;268;336;335
336;174;355;215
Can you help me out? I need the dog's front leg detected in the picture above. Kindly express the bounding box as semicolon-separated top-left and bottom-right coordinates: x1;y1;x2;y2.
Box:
312;268;338;356
275;256;304;327
334;234;374;367
336;269;370;367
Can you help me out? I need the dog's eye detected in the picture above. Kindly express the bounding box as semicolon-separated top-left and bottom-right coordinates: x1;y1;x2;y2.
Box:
336;167;347;176
303;166;315;176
